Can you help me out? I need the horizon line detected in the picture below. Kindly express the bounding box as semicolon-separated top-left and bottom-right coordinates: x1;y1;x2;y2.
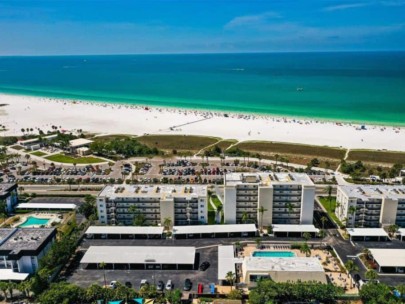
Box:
1;49;405;57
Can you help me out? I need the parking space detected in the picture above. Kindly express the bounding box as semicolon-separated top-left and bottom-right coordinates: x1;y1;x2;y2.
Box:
67;246;218;292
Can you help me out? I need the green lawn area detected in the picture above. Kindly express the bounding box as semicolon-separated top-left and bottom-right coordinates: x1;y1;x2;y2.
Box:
45;154;105;164
207;200;215;212
31;151;47;157
318;196;344;228
211;195;223;209
348;149;405;165
10;145;24;150
136;135;220;153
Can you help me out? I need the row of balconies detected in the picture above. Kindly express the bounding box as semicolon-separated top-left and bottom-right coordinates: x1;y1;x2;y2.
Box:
273;191;302;196
273;208;301;213
272;214;301;219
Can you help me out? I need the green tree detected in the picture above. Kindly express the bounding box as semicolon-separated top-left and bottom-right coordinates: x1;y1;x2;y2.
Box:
302;232;311;242
255;238;262;249
321;216;328;230
241;211;249;224
163;217;172;231
38;282;85;304
226;271;236;290
258;206;267;231
227;289;243;300
300;242;311;257
344;260;359;287
78;195;97;219
365;269;378;281
359;282;394;304
0;282;8;300
166;289;182;304
388;224;399;237
325;185;333;210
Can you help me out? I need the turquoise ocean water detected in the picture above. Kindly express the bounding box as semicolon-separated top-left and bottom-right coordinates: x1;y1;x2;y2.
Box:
0;52;404;125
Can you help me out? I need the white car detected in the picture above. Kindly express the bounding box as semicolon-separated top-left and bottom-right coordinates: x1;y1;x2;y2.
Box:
109;281;117;289
166;280;173;290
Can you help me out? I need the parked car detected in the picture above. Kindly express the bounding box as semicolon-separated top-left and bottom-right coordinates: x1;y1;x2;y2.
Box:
125;281;132;288
166;280;173;290
199;261;210;271
109;281;117;289
183;278;192;291
157;281;164;292
140;279;149;288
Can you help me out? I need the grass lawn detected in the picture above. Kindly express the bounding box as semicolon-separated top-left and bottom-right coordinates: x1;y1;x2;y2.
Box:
233;140;346;169
318;196;344;228
136;135;220;153
92;134;134;142
30;151;47;157
211;195;223;209
213;139;238;151
208;211;216;225
347;149;405;165
10;145;24;150
45;154;105;164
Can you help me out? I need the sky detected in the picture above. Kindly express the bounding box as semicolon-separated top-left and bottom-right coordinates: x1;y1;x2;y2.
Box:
0;0;404;55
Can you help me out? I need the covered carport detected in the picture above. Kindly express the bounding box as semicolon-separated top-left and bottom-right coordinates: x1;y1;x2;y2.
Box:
172;224;257;239
80;246;196;270
398;229;405;241
369;249;405;273
16;203;77;211
347;228;388;242
85;226;164;239
272;224;319;238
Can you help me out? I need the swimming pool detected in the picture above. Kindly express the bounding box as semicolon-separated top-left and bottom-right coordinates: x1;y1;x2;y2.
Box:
252;251;296;258
19;216;50;228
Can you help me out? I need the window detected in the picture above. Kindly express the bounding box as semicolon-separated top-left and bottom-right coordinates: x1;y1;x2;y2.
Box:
100;216;105;219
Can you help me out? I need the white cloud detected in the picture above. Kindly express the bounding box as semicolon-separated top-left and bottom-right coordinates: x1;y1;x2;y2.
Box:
224;11;280;29
323;2;370;11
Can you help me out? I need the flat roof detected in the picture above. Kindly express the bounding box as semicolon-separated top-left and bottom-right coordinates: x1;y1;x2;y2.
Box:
99;184;207;199
225;172;314;187
339;185;405;200
69;138;94;147
218;245;241;280
173;224;257;235
0;183;17;197
398;228;405;236
272;224;319;233
346;228;388;237
16;203;77;210
0;228;15;244
0;228;56;257
0;269;29;281
86;226;164;235
18;134;57;145
370;249;405;267
81;246;196;265
243;257;325;272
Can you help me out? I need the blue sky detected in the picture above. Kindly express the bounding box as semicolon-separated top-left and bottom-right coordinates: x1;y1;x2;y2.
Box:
0;0;404;55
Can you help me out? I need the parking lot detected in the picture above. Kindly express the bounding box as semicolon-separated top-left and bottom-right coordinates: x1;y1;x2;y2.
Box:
67;245;218;293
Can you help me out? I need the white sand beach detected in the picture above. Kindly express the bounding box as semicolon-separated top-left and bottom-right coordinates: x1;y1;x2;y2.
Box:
1;93;404;151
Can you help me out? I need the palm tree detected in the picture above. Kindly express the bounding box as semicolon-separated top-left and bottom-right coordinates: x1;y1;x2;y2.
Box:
321;216;328;230
258;206;267;231
241;211;249;224
0;282;8;300
163;217;172;231
324;185;333;211
255;238;262;249
365;269;378;281
226;271;236;290
234;241;242;254
24;154;30;165
7;282;16;300
302;232;311;242
300;242;311;257
388;224;399;237
344;260;359;287
99;262;107;287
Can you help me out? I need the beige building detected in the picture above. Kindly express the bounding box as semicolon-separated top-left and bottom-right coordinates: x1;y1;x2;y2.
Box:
97;184;207;226
336;186;405;228
241;256;327;286
223;173;315;226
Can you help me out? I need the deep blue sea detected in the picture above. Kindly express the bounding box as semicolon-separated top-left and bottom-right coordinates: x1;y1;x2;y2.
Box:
0;52;404;125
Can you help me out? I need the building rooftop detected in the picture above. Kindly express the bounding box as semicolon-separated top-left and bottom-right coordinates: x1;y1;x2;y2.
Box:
218;245;240;280
0;183;17;198
80;246;196;265
0;228;15;245
173;224;257;235
369;249;405;267
398;228;405;236
86;226;164;235
99;184;207;199
243;257;325;272
69;138;94;148
339;185;405;201
0;228;56;257
16;203;77;210
272;224;319;233
346;228;388;237
0;269;29;281
225;172;313;187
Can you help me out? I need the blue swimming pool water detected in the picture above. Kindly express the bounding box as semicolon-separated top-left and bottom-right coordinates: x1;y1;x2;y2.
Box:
252;251;296;258
19;216;50;227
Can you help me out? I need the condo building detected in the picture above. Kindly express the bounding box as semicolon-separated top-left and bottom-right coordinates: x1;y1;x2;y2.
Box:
97;185;208;226
223;173;315;226
336;185;405;228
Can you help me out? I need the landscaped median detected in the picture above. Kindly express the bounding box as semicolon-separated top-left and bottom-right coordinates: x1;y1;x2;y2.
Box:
45;153;107;164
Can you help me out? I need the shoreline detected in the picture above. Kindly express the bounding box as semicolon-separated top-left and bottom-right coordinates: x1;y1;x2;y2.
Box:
1;89;405;128
1;93;405;151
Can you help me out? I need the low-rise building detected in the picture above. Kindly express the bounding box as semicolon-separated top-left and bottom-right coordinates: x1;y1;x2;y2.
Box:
336;185;405;228
369;249;405;273
97;184;208;226
0;183;18;213
223;173;315;225
0;228;56;276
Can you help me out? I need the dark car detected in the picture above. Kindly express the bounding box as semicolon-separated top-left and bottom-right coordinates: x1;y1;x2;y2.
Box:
184;278;192;291
199;261;210;271
125;281;132;288
353;274;361;283
157;280;164;292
